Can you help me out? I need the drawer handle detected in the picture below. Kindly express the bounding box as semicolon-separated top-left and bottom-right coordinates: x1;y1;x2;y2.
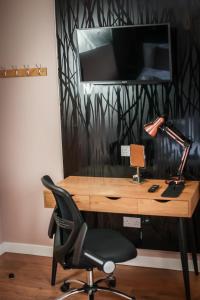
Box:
106;196;121;200
154;199;170;203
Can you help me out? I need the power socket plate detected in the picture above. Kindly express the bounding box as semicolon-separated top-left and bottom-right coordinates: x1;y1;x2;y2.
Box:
121;145;130;157
123;216;141;228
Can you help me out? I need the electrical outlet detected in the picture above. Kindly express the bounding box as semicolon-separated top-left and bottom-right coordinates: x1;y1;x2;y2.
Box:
123;216;141;228
121;145;130;157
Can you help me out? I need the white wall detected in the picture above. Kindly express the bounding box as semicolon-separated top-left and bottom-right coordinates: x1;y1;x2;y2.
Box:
0;0;63;245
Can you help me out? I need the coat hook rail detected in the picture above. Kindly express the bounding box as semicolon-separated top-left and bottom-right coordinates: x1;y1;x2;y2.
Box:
0;67;47;78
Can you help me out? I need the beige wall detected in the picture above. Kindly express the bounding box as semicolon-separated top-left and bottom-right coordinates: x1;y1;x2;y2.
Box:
0;0;63;245
0;184;2;243
0;209;2;243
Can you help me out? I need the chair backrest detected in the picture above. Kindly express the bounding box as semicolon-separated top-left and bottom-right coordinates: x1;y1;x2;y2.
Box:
41;175;84;263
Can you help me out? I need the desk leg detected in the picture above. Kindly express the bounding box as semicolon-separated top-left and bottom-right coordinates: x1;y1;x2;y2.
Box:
178;218;191;300
188;218;199;275
51;255;57;286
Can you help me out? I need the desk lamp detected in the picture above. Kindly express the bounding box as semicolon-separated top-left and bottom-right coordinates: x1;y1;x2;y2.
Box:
144;116;192;196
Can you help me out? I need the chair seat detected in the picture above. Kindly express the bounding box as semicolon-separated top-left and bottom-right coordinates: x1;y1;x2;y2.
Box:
72;228;137;269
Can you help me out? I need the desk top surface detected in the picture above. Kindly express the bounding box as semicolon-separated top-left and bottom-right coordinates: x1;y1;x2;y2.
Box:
43;176;199;217
56;176;199;200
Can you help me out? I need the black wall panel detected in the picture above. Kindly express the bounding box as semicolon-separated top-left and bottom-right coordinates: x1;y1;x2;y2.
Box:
55;0;200;251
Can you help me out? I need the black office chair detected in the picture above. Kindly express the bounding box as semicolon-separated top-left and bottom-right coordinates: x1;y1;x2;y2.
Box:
42;175;137;300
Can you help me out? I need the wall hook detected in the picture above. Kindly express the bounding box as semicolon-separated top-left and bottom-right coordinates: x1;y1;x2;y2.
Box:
25;65;30;76
0;65;47;78
36;64;41;75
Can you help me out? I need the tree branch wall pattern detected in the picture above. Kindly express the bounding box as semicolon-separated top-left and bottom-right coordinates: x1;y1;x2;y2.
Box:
55;0;200;251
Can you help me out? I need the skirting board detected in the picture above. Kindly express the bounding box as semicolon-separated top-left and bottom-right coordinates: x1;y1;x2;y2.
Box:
0;243;4;255
0;242;199;272
0;242;53;257
123;249;199;271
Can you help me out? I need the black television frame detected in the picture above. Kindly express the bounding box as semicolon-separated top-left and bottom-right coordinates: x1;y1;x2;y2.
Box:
76;23;173;85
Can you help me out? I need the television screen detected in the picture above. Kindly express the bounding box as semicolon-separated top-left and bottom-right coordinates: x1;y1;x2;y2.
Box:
76;23;172;84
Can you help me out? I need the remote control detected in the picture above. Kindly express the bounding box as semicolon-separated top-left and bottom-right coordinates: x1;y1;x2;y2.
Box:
148;184;160;192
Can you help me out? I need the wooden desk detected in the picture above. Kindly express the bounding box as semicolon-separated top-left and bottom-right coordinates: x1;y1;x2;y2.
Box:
44;176;200;300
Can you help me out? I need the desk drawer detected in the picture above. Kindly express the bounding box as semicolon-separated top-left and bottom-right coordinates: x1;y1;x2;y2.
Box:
138;198;189;217
90;196;138;214
73;195;90;211
43;192;89;210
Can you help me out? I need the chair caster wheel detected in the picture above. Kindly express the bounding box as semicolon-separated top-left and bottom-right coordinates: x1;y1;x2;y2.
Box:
107;276;116;288
60;281;70;292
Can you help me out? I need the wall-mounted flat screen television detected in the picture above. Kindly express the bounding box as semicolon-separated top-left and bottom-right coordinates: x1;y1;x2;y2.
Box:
76;23;172;84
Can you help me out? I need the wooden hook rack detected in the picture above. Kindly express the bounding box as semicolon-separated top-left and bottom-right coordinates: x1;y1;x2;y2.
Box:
0;67;47;78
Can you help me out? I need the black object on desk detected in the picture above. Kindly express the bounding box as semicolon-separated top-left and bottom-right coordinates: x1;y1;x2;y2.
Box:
161;182;185;198
148;184;160;192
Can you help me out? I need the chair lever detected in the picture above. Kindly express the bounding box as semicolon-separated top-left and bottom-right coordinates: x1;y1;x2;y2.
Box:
84;250;115;274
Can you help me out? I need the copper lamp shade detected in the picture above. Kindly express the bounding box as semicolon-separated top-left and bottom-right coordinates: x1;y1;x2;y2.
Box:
143;116;192;189
144;117;165;137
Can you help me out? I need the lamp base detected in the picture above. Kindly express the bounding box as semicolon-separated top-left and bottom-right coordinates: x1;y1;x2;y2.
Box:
161;181;185;198
165;176;185;185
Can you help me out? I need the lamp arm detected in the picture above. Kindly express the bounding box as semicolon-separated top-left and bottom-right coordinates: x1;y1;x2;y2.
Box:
160;125;192;181
162;126;191;148
177;146;191;178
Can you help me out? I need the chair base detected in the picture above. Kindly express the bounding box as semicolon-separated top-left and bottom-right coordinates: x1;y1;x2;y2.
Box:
56;270;135;300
